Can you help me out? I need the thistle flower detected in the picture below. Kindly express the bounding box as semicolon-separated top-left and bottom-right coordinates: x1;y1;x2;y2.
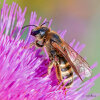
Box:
0;0;100;100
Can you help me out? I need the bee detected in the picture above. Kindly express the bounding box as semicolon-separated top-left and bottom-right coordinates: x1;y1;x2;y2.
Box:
22;22;92;89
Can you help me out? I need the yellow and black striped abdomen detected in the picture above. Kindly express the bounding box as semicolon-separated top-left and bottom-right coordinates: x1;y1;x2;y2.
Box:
58;57;73;88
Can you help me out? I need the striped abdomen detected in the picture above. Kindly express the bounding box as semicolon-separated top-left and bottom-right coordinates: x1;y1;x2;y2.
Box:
56;57;73;88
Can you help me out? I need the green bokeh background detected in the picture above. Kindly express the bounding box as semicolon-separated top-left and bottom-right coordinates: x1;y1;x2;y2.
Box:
0;0;100;99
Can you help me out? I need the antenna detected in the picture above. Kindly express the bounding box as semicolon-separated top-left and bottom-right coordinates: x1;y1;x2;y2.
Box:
22;25;37;29
41;21;49;26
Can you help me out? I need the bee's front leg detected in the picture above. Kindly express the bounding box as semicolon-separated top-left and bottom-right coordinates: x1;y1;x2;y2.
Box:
30;40;44;48
35;40;44;47
30;42;35;48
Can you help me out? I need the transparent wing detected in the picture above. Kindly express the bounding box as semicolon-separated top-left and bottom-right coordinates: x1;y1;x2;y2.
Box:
63;40;92;77
51;40;92;79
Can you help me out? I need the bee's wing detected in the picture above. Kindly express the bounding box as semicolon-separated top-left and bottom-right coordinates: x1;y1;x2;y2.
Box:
51;40;92;80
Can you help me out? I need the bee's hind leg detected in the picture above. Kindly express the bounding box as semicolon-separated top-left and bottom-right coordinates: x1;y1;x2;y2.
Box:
41;61;54;77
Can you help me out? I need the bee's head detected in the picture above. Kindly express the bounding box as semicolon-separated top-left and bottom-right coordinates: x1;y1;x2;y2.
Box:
22;21;50;40
31;26;50;39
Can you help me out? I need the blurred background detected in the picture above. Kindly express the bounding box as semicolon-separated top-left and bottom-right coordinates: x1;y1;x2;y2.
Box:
0;0;100;99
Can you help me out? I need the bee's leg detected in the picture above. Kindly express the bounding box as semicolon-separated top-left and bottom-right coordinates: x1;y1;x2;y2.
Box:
30;40;44;48
35;40;44;47
41;61;54;77
35;39;46;47
30;42;35;48
54;62;63;86
48;61;54;75
41;60;54;77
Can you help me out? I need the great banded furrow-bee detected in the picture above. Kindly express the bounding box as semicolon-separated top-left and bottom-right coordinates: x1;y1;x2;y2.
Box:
22;22;92;89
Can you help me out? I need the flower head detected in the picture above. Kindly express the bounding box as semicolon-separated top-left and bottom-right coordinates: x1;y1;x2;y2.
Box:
0;0;100;100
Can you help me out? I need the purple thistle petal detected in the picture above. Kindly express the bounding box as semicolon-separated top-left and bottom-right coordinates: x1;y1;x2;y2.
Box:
42;18;47;24
25;11;37;43
5;2;16;36
77;44;85;54
69;39;85;53
74;41;80;51
0;0;100;100
36;17;42;26
44;47;49;58
69;39;76;47
91;62;98;69
48;19;53;28
60;29;67;39
57;30;61;34
10;4;18;36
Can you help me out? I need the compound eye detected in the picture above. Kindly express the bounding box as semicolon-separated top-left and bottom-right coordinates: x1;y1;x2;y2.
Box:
31;29;38;36
40;31;45;36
